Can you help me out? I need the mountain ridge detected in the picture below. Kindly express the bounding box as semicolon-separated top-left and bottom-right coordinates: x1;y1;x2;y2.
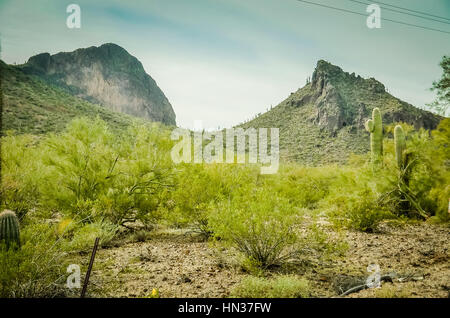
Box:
0;59;140;135
240;60;442;164
19;43;176;126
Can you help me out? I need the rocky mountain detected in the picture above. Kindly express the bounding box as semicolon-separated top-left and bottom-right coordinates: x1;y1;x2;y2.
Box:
240;60;442;165
19;43;176;126
0;60;138;135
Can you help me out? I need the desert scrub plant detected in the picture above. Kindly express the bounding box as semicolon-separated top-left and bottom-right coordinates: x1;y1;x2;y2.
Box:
163;163;259;237
61;220;118;252
425;118;450;221
93;122;175;226
378;125;428;218
267;165;336;209
373;284;412;298
40;117;175;226
0;133;42;219
344;190;393;232
208;188;304;269
40;117;119;220
380;123;448;219
0;222;67;297
231;275;310;298
322;166;394;232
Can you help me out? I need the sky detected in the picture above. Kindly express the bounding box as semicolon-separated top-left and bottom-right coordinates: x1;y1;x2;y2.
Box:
0;0;449;129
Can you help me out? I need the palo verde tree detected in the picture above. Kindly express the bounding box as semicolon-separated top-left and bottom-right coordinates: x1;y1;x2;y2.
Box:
429;55;449;116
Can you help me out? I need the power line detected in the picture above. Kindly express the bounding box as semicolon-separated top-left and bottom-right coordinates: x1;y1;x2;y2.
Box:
371;0;450;22
295;0;450;35
346;0;450;26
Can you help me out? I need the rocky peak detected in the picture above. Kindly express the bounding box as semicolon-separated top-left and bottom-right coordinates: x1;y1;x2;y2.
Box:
311;60;343;86
286;60;440;135
22;43;176;125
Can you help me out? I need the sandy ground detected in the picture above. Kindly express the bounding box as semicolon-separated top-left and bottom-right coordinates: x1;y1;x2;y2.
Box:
85;222;449;298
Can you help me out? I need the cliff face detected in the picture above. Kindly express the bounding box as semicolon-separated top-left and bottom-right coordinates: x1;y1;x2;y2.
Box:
21;43;176;125
0;60;137;135
298;60;441;134
241;60;442;165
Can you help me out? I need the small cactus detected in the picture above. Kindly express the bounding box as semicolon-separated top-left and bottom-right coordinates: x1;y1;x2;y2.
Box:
0;210;21;249
394;125;406;169
365;108;383;168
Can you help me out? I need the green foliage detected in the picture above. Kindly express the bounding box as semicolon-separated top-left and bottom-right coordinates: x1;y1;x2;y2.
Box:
0;110;447;299
340;190;393;232
2;116;175;229
374;284;413;298
0;222;67;297
380;124;447;219
38;117;174;225
209;188;303;269
40;117;118;219
365;108;383;168
394;125;406;169
162;163;259;237
0;134;42;219
429;55;449;116
0;210;21;249
61;220;118;252
231;275;310;298
92;122;175;225
324;119;449;229
268;165;334;209
422;119;450;221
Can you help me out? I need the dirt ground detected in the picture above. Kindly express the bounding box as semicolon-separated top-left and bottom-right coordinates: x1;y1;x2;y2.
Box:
86;222;449;298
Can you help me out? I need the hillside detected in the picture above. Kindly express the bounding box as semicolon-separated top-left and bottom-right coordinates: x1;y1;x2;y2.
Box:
18;43;176;125
240;60;442;165
0;60;140;135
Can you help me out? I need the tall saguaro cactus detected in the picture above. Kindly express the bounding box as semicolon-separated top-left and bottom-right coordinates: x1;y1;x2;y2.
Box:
394;125;406;169
365;108;383;168
0;210;21;249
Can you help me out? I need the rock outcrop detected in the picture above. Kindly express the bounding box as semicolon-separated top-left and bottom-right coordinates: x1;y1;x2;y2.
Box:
21;43;176;125
294;60;440;134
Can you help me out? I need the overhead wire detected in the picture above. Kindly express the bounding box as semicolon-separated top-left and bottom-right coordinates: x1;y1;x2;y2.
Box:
295;0;450;35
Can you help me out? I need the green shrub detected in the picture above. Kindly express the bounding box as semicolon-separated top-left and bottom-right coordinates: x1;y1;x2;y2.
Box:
0;222;67;298
40;117;118;220
268;165;335;209
129;229;152;242
345;190;393;232
322;165;394;232
380;123;449;219
0;134;42;219
61;220;118;252
39;117;174;226
162;163;259;237
374;284;413;298
209;188;303;269
231;275;310;298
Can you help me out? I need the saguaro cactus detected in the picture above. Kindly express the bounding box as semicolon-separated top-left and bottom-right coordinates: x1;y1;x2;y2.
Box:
394;125;406;170
365;108;383;167
0;210;21;249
